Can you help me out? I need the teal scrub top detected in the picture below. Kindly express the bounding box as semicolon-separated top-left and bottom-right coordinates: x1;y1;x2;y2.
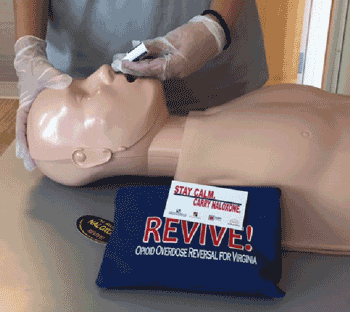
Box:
46;0;269;114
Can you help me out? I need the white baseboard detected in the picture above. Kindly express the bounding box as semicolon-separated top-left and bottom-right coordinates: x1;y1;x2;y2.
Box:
0;82;19;99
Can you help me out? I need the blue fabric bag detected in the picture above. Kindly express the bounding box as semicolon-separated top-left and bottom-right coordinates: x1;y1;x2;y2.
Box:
96;183;285;298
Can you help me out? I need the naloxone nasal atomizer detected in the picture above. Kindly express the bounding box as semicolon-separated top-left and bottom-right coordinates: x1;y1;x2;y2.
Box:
122;42;149;82
123;42;149;62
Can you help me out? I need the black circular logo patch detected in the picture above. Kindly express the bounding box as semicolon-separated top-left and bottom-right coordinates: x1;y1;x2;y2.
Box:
76;215;114;244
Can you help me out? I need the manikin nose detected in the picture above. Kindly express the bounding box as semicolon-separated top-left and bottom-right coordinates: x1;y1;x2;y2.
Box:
97;65;115;84
80;65;115;96
93;64;137;84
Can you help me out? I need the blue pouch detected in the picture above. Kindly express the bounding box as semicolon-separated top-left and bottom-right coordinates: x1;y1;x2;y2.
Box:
96;183;285;298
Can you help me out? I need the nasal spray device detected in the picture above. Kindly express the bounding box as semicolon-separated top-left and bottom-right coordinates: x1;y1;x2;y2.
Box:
123;42;149;82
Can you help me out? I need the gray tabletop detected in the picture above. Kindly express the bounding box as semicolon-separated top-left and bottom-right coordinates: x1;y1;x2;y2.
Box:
1;142;350;311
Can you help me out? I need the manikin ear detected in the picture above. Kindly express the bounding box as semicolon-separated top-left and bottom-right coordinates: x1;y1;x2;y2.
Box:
71;148;113;168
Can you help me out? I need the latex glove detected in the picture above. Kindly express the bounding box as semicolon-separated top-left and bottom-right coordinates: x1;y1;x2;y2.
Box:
111;51;127;73
14;36;72;171
111;15;226;80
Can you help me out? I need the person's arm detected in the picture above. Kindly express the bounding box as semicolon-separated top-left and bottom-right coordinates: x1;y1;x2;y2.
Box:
114;1;247;81
13;0;51;40
209;0;247;29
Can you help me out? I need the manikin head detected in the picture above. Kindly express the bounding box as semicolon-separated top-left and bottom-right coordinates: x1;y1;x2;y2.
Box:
27;65;169;186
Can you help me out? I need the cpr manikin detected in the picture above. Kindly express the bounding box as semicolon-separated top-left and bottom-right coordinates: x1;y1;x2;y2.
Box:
27;64;350;255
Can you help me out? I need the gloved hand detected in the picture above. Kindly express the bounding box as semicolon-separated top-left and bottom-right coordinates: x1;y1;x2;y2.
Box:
111;15;226;80
14;36;72;171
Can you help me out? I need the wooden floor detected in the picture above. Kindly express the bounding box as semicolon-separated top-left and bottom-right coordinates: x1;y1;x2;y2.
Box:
0;98;18;157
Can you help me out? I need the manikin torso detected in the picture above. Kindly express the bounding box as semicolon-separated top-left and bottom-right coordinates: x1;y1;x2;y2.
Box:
27;65;350;254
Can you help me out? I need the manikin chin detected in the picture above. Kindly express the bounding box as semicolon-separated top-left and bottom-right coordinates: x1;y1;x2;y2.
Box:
27;64;350;255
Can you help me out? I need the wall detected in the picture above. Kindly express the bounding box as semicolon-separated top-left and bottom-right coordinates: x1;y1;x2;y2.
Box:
256;0;306;86
322;0;347;93
333;0;350;95
0;0;16;82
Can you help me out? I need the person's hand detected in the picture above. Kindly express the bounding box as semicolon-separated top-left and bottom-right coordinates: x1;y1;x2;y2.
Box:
111;15;226;80
14;36;72;171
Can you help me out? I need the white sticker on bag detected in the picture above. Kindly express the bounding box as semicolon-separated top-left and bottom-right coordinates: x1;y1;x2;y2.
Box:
163;181;248;230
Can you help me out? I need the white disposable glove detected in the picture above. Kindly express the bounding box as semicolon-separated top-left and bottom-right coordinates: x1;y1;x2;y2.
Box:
14;36;72;171
111;15;226;80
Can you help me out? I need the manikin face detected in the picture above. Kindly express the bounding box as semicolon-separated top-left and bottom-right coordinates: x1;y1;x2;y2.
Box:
27;65;168;185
